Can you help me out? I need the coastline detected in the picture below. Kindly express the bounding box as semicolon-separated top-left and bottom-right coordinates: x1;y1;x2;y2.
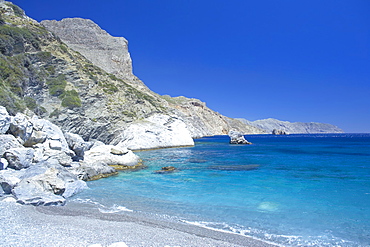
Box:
0;199;276;247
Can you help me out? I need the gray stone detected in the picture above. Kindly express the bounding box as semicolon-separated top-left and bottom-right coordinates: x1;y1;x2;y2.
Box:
23;130;47;147
4;148;35;170
11;161;86;205
8;113;33;145
13;180;66;206
64;132;94;159
0;158;8;170
69;161;116;181
0;106;11;134
0;134;23;156
228;130;252;145
110;146;129;155
0;169;25;194
48;139;62;150
31;117;70;151
43;150;73;167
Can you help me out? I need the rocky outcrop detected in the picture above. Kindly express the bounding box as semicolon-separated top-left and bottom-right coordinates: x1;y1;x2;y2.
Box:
272;129;288;135
238;118;344;134
228;130;252;144
113;114;194;150
162;96;265;138
0;106;142;205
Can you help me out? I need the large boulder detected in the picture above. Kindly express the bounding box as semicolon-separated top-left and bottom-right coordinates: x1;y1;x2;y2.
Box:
11;160;88;205
31;117;70;151
83;145;141;168
113;114;194;150
69;161;117;181
64;132;94;159
12;180;66;206
0;134;23;156
0;169;25;194
0;106;11;134
228;130;252;145
4;148;35;170
8;113;34;145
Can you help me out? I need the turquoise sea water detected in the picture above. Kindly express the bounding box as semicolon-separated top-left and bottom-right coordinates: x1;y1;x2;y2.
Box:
73;134;370;246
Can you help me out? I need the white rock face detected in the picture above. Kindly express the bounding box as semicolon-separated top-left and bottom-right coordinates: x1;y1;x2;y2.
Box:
0;106;11;134
83;145;141;167
41;18;144;88
114;114;194;150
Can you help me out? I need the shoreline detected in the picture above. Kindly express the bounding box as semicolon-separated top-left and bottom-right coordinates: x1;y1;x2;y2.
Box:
0;199;276;247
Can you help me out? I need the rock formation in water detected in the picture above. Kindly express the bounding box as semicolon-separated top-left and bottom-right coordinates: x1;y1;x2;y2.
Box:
238;118;343;134
272;129;288;135
228;130;252;144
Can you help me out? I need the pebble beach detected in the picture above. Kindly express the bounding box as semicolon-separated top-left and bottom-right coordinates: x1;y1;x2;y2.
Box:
0;199;275;247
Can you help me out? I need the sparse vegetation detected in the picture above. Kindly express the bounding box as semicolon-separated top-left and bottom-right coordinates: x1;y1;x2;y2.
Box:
24;96;36;110
7;3;24;18
46;74;67;96
0;25;40;55
61;89;82;108
98;80;119;94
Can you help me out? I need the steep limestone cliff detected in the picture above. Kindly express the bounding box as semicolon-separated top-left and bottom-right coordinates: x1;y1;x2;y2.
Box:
40;17;264;138
238;118;344;134
41;18;147;90
0;2;167;144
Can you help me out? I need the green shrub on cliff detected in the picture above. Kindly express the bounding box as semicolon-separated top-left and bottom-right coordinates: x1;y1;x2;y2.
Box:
46;74;67;96
61;89;82;108
0;25;40;55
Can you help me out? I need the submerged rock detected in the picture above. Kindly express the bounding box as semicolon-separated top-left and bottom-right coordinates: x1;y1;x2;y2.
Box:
154;166;177;174
228;130;252;145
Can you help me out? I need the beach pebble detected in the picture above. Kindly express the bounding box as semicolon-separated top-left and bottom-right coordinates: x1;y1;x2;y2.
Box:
108;242;128;247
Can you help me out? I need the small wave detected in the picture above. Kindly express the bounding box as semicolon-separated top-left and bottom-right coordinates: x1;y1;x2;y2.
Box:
181;220;357;247
98;204;133;213
72;198;133;213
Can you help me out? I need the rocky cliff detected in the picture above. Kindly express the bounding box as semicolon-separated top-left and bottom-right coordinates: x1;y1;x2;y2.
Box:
238;118;344;134
39;17;264;140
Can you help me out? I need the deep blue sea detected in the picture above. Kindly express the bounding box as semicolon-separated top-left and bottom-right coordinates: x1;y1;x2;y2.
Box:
73;134;370;246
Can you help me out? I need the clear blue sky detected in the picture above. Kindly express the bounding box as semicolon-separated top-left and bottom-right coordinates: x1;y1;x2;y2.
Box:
13;0;370;132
